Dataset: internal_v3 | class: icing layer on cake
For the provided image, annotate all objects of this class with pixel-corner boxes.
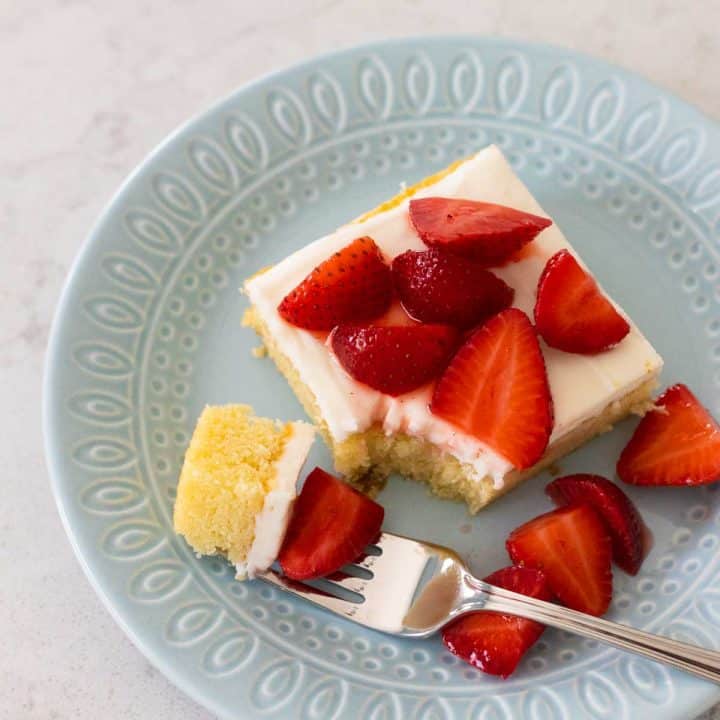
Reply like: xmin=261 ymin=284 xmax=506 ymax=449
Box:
xmin=237 ymin=421 xmax=315 ymax=578
xmin=246 ymin=146 xmax=662 ymax=486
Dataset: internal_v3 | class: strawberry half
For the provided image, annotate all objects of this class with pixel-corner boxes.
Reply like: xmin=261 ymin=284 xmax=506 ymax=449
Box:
xmin=278 ymin=236 xmax=392 ymax=331
xmin=506 ymin=504 xmax=613 ymax=616
xmin=546 ymin=474 xmax=646 ymax=575
xmin=330 ymin=323 xmax=459 ymax=396
xmin=617 ymin=384 xmax=720 ymax=486
xmin=534 ymin=249 xmax=630 ymax=354
xmin=391 ymin=248 xmax=514 ymax=329
xmin=278 ymin=467 xmax=384 ymax=580
xmin=430 ymin=308 xmax=552 ymax=468
xmin=441 ymin=566 xmax=553 ymax=678
xmin=409 ymin=197 xmax=552 ymax=265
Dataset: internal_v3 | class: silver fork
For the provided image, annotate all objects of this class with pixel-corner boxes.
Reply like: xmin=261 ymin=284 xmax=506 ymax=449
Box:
xmin=259 ymin=531 xmax=720 ymax=683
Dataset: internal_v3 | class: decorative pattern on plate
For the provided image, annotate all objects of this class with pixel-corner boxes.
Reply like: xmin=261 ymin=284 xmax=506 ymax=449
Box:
xmin=44 ymin=38 xmax=720 ymax=720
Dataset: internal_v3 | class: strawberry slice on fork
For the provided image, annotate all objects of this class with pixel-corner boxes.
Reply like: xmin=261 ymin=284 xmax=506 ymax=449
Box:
xmin=278 ymin=468 xmax=384 ymax=580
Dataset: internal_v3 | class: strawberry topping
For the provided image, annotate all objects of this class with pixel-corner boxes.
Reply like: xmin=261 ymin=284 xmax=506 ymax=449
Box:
xmin=330 ymin=323 xmax=459 ymax=396
xmin=278 ymin=467 xmax=384 ymax=580
xmin=506 ymin=504 xmax=613 ymax=616
xmin=392 ymin=248 xmax=514 ymax=329
xmin=617 ymin=384 xmax=720 ymax=486
xmin=430 ymin=308 xmax=553 ymax=469
xmin=546 ymin=474 xmax=647 ymax=575
xmin=441 ymin=566 xmax=553 ymax=678
xmin=534 ymin=249 xmax=630 ymax=354
xmin=278 ymin=236 xmax=392 ymax=331
xmin=409 ymin=197 xmax=552 ymax=265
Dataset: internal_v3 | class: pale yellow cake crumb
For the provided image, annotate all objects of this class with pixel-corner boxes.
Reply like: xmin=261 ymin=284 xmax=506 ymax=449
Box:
xmin=173 ymin=405 xmax=292 ymax=566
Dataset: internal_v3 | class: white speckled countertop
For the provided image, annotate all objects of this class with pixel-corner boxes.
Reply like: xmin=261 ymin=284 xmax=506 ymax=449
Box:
xmin=4 ymin=1 xmax=718 ymax=717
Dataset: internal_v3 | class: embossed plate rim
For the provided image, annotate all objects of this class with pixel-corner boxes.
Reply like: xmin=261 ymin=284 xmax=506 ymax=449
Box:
xmin=44 ymin=35 xmax=720 ymax=720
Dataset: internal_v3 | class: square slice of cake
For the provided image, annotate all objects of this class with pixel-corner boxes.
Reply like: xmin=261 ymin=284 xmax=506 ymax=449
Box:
xmin=244 ymin=146 xmax=662 ymax=513
xmin=173 ymin=404 xmax=314 ymax=577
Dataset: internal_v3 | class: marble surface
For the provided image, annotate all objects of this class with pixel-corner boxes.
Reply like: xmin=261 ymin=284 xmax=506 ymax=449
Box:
xmin=3 ymin=0 xmax=718 ymax=717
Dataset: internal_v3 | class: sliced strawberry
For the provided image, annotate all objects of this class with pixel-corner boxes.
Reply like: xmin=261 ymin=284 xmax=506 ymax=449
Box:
xmin=430 ymin=308 xmax=552 ymax=468
xmin=330 ymin=323 xmax=459 ymax=396
xmin=278 ymin=236 xmax=392 ymax=331
xmin=506 ymin=504 xmax=613 ymax=616
xmin=391 ymin=248 xmax=514 ymax=329
xmin=546 ymin=474 xmax=646 ymax=575
xmin=278 ymin=467 xmax=384 ymax=580
xmin=617 ymin=384 xmax=720 ymax=486
xmin=534 ymin=249 xmax=630 ymax=354
xmin=409 ymin=197 xmax=552 ymax=265
xmin=442 ymin=566 xmax=553 ymax=678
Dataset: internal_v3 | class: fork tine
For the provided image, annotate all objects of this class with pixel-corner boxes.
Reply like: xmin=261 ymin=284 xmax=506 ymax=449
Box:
xmin=258 ymin=570 xmax=365 ymax=621
xmin=352 ymin=547 xmax=382 ymax=571
xmin=258 ymin=532 xmax=435 ymax=634
xmin=323 ymin=569 xmax=372 ymax=596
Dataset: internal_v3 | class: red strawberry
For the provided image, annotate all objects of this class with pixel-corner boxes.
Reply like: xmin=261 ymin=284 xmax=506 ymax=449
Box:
xmin=442 ymin=566 xmax=553 ymax=678
xmin=409 ymin=197 xmax=552 ymax=265
xmin=330 ymin=323 xmax=459 ymax=396
xmin=617 ymin=384 xmax=720 ymax=486
xmin=430 ymin=308 xmax=552 ymax=468
xmin=391 ymin=248 xmax=514 ymax=329
xmin=278 ymin=467 xmax=384 ymax=580
xmin=506 ymin=504 xmax=613 ymax=616
xmin=546 ymin=474 xmax=646 ymax=575
xmin=278 ymin=236 xmax=392 ymax=331
xmin=534 ymin=249 xmax=630 ymax=354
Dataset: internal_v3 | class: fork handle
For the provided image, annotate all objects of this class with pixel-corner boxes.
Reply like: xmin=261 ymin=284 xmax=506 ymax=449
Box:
xmin=466 ymin=577 xmax=720 ymax=684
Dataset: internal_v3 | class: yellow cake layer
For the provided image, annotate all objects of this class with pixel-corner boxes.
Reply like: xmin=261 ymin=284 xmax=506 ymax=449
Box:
xmin=243 ymin=308 xmax=657 ymax=513
xmin=173 ymin=404 xmax=292 ymax=565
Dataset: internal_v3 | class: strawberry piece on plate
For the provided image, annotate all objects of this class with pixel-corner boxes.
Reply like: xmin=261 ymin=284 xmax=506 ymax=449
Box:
xmin=408 ymin=197 xmax=552 ymax=265
xmin=330 ymin=323 xmax=459 ymax=396
xmin=546 ymin=474 xmax=646 ymax=575
xmin=534 ymin=249 xmax=630 ymax=354
xmin=507 ymin=504 xmax=613 ymax=616
xmin=392 ymin=248 xmax=514 ymax=329
xmin=430 ymin=308 xmax=552 ymax=469
xmin=617 ymin=384 xmax=720 ymax=486
xmin=278 ymin=467 xmax=384 ymax=580
xmin=278 ymin=236 xmax=392 ymax=331
xmin=442 ymin=566 xmax=553 ymax=678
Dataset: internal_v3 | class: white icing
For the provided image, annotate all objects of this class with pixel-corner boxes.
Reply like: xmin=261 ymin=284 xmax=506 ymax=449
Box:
xmin=236 ymin=422 xmax=315 ymax=579
xmin=245 ymin=146 xmax=663 ymax=485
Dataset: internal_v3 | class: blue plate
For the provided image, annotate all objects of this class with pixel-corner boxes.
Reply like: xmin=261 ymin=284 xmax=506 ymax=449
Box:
xmin=44 ymin=37 xmax=720 ymax=719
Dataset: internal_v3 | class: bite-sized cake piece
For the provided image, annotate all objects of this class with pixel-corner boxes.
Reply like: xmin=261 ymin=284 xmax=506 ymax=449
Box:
xmin=244 ymin=145 xmax=663 ymax=513
xmin=173 ymin=405 xmax=314 ymax=578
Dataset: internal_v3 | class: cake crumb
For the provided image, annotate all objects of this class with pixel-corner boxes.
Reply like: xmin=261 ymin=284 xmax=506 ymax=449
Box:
xmin=547 ymin=463 xmax=562 ymax=477
xmin=251 ymin=345 xmax=267 ymax=359
xmin=459 ymin=523 xmax=472 ymax=535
